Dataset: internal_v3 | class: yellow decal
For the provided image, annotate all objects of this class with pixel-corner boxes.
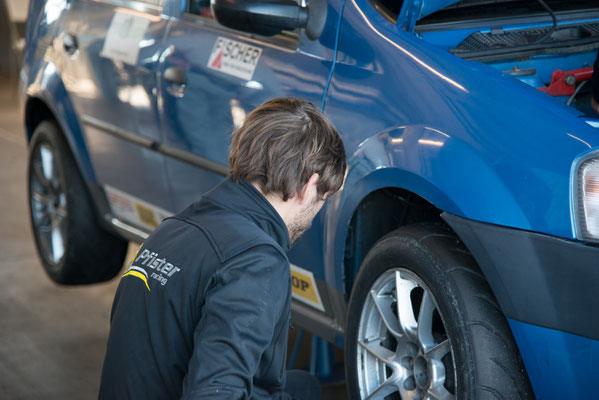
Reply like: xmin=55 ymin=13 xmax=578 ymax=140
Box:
xmin=122 ymin=267 xmax=151 ymax=292
xmin=135 ymin=203 xmax=158 ymax=228
xmin=290 ymin=264 xmax=325 ymax=312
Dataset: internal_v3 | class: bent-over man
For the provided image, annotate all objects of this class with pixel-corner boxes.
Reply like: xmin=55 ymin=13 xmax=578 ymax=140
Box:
xmin=99 ymin=97 xmax=346 ymax=399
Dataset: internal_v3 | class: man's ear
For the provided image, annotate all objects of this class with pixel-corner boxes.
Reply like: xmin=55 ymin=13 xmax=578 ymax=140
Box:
xmin=298 ymin=173 xmax=320 ymax=205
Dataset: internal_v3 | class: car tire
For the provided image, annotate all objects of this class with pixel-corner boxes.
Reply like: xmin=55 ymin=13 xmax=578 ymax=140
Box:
xmin=345 ymin=223 xmax=534 ymax=399
xmin=28 ymin=120 xmax=128 ymax=284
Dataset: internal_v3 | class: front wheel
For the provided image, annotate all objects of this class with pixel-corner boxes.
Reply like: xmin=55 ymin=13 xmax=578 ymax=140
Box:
xmin=345 ymin=224 xmax=533 ymax=399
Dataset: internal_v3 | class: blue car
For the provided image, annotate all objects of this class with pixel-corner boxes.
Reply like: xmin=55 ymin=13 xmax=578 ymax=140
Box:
xmin=22 ymin=0 xmax=599 ymax=398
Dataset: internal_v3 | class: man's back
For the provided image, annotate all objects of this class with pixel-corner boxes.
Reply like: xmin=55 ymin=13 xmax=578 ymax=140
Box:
xmin=100 ymin=178 xmax=292 ymax=399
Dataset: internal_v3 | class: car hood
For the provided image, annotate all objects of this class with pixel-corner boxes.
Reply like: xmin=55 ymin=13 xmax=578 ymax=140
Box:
xmin=398 ymin=0 xmax=461 ymax=29
xmin=419 ymin=0 xmax=461 ymax=19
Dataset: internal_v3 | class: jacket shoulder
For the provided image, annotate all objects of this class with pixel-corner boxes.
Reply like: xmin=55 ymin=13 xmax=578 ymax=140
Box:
xmin=167 ymin=204 xmax=285 ymax=263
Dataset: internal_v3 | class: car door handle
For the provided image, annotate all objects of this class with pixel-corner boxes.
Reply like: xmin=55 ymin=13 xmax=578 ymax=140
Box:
xmin=164 ymin=66 xmax=187 ymax=86
xmin=164 ymin=66 xmax=187 ymax=97
xmin=63 ymin=33 xmax=78 ymax=55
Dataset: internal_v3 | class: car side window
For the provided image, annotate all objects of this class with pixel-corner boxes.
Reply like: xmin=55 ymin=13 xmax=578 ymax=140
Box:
xmin=185 ymin=0 xmax=300 ymax=46
xmin=370 ymin=0 xmax=402 ymax=23
xmin=188 ymin=0 xmax=214 ymax=19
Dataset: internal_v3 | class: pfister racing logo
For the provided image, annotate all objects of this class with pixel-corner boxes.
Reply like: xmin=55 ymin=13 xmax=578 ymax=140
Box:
xmin=122 ymin=245 xmax=182 ymax=291
xmin=207 ymin=37 xmax=262 ymax=81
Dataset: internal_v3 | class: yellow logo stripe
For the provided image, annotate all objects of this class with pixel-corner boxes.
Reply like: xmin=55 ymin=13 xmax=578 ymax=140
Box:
xmin=122 ymin=270 xmax=151 ymax=292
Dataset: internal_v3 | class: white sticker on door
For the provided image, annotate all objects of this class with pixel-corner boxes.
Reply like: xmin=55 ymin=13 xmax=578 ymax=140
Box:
xmin=101 ymin=11 xmax=151 ymax=65
xmin=104 ymin=185 xmax=172 ymax=231
xmin=207 ymin=37 xmax=262 ymax=81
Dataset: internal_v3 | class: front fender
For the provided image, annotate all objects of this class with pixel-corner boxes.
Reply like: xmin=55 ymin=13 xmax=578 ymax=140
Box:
xmin=324 ymin=122 xmax=571 ymax=292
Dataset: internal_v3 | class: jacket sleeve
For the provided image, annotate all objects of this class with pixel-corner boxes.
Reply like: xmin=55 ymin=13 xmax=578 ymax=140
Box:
xmin=181 ymin=245 xmax=292 ymax=400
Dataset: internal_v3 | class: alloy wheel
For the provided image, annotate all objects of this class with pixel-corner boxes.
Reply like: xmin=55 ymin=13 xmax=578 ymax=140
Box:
xmin=356 ymin=268 xmax=456 ymax=400
xmin=30 ymin=142 xmax=68 ymax=266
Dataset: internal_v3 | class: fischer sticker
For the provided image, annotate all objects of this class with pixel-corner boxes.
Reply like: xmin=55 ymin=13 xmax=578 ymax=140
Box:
xmin=290 ymin=264 xmax=325 ymax=312
xmin=207 ymin=37 xmax=262 ymax=81
xmin=105 ymin=185 xmax=172 ymax=230
xmin=101 ymin=10 xmax=151 ymax=65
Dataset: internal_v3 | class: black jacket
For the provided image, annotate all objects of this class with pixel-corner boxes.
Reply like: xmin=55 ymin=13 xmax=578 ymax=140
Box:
xmin=99 ymin=178 xmax=292 ymax=399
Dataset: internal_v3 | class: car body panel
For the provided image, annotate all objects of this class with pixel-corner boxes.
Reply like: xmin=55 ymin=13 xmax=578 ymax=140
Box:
xmin=444 ymin=212 xmax=599 ymax=341
xmin=25 ymin=59 xmax=98 ymax=183
xmin=325 ymin=0 xmax=598 ymax=246
xmin=156 ymin=18 xmax=333 ymax=211
xmin=58 ymin=1 xmax=173 ymax=216
xmin=509 ymin=319 xmax=599 ymax=400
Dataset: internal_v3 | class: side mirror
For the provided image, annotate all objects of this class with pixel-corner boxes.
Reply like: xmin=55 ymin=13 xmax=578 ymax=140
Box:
xmin=211 ymin=0 xmax=327 ymax=40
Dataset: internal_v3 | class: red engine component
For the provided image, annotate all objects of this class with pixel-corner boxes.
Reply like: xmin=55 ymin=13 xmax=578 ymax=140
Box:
xmin=538 ymin=66 xmax=593 ymax=97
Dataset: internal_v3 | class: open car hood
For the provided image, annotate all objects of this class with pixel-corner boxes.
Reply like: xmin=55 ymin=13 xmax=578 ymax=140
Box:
xmin=399 ymin=0 xmax=461 ymax=29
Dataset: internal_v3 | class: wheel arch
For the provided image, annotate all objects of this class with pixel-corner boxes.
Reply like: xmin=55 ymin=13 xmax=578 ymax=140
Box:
xmin=24 ymin=61 xmax=96 ymax=184
xmin=325 ymin=124 xmax=531 ymax=299
xmin=340 ymin=186 xmax=447 ymax=296
xmin=23 ymin=62 xmax=117 ymax=236
xmin=324 ymin=163 xmax=461 ymax=296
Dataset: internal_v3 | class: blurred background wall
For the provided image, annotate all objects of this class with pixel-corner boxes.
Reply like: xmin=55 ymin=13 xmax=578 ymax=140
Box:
xmin=1 ymin=0 xmax=29 ymax=80
xmin=0 ymin=0 xmax=29 ymax=97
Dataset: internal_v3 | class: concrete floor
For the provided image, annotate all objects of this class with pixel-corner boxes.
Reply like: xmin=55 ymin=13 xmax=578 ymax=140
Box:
xmin=0 ymin=78 xmax=122 ymax=398
xmin=0 ymin=78 xmax=347 ymax=399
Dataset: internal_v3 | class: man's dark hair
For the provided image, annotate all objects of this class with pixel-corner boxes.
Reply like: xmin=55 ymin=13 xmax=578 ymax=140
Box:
xmin=229 ymin=97 xmax=346 ymax=201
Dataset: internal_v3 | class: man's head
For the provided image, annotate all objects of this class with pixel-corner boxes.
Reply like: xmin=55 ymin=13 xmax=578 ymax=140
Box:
xmin=229 ymin=97 xmax=346 ymax=243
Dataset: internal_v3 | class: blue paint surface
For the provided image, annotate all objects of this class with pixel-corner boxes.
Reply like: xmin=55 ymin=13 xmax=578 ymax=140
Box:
xmin=509 ymin=319 xmax=599 ymax=399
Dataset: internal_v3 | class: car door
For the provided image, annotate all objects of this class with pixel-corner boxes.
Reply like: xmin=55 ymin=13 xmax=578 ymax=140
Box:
xmin=60 ymin=0 xmax=173 ymax=232
xmin=157 ymin=1 xmax=338 ymax=211
xmin=156 ymin=0 xmax=342 ymax=311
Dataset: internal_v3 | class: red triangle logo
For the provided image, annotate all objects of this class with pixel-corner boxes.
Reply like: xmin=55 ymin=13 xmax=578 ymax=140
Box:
xmin=211 ymin=50 xmax=223 ymax=69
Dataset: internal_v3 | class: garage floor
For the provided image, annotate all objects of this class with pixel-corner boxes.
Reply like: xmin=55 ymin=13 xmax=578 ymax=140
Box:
xmin=0 ymin=77 xmax=347 ymax=399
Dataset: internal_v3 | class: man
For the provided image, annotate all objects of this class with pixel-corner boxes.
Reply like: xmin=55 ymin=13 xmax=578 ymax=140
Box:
xmin=99 ymin=97 xmax=346 ymax=399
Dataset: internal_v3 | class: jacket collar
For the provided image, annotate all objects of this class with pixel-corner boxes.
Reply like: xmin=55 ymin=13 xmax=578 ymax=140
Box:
xmin=203 ymin=177 xmax=291 ymax=252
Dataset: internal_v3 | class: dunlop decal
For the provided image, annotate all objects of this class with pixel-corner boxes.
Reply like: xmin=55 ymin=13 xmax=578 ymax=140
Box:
xmin=290 ymin=264 xmax=325 ymax=312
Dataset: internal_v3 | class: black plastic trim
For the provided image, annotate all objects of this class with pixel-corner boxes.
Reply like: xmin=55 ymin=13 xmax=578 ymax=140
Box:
xmin=416 ymin=9 xmax=599 ymax=33
xmin=443 ymin=212 xmax=599 ymax=340
xmin=81 ymin=114 xmax=229 ymax=177
xmin=453 ymin=36 xmax=599 ymax=62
